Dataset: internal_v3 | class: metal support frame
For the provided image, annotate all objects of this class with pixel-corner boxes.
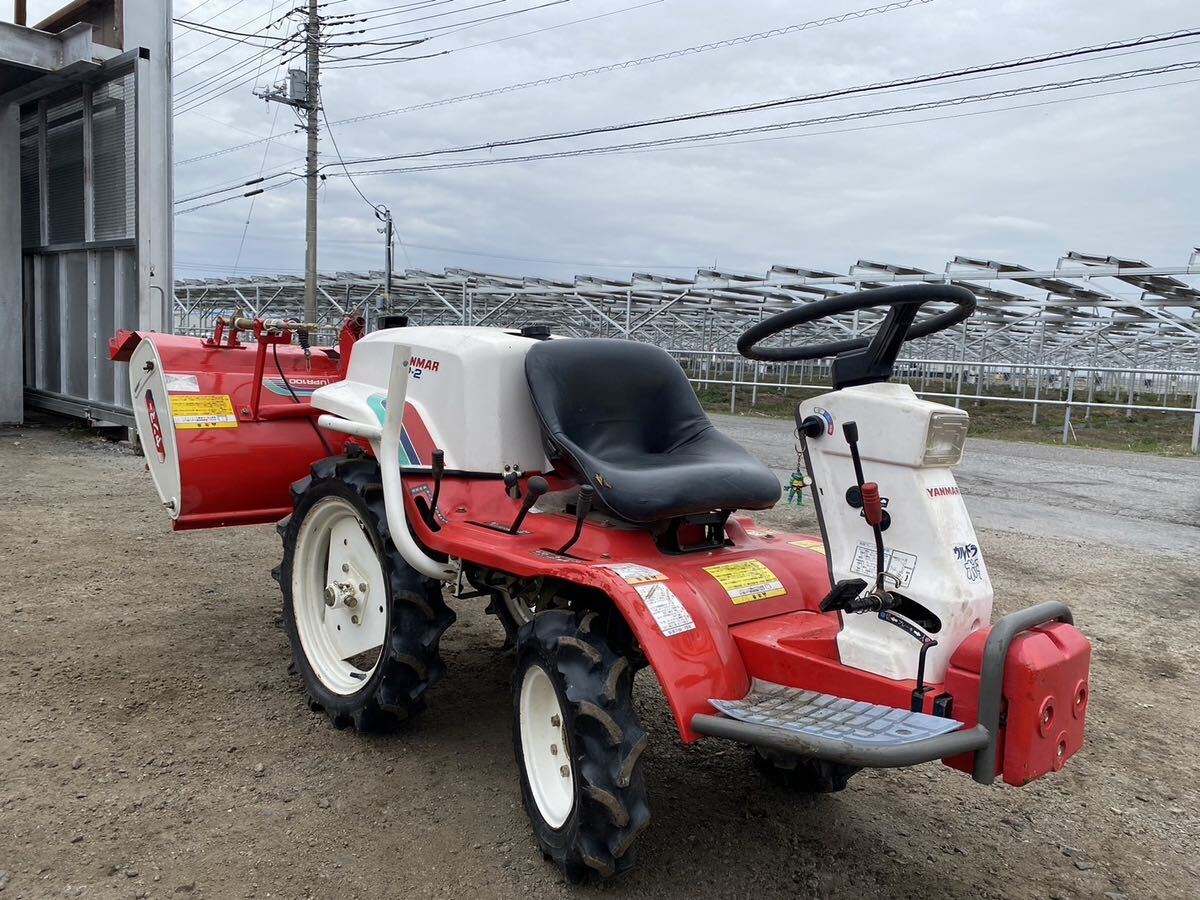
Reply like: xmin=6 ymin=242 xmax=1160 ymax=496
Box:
xmin=170 ymin=254 xmax=1200 ymax=450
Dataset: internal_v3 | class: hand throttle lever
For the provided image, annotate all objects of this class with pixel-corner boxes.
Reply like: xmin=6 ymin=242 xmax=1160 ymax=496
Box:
xmin=508 ymin=476 xmax=549 ymax=534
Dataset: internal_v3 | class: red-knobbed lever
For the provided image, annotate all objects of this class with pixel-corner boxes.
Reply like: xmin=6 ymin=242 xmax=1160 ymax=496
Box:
xmin=861 ymin=482 xmax=884 ymax=527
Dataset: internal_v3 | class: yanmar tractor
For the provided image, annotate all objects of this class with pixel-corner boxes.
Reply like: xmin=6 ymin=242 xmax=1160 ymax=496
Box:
xmin=111 ymin=284 xmax=1091 ymax=881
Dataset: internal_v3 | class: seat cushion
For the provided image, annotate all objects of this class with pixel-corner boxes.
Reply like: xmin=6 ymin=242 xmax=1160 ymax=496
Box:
xmin=524 ymin=339 xmax=781 ymax=524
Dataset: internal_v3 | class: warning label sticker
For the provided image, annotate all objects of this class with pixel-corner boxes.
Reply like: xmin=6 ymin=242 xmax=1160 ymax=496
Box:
xmin=849 ymin=542 xmax=917 ymax=587
xmin=789 ymin=538 xmax=827 ymax=556
xmin=703 ymin=559 xmax=786 ymax=605
xmin=595 ymin=563 xmax=668 ymax=585
xmin=163 ymin=373 xmax=200 ymax=393
xmin=170 ymin=394 xmax=238 ymax=430
xmin=635 ymin=582 xmax=695 ymax=637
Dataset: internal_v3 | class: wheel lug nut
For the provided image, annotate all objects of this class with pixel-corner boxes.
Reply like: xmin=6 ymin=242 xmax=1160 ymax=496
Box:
xmin=324 ymin=586 xmax=336 ymax=607
xmin=550 ymin=715 xmax=561 ymax=727
xmin=559 ymin=765 xmax=569 ymax=778
xmin=358 ymin=582 xmax=367 ymax=592
xmin=351 ymin=615 xmax=360 ymax=625
xmin=550 ymin=744 xmax=558 ymax=756
xmin=341 ymin=563 xmax=350 ymax=573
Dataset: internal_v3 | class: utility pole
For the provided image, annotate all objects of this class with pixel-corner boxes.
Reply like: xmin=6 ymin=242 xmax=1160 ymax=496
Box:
xmin=303 ymin=0 xmax=320 ymax=323
xmin=377 ymin=206 xmax=394 ymax=313
xmin=256 ymin=2 xmax=322 ymax=321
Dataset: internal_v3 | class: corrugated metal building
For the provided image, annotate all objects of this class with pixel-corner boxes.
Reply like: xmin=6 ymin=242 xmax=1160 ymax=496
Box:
xmin=0 ymin=0 xmax=171 ymax=425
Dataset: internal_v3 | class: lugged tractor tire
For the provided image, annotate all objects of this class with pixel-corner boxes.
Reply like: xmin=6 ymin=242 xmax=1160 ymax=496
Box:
xmin=512 ymin=609 xmax=651 ymax=882
xmin=752 ymin=747 xmax=859 ymax=793
xmin=277 ymin=454 xmax=454 ymax=732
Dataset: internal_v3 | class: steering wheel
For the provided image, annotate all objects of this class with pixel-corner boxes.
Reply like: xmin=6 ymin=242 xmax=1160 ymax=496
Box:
xmin=736 ymin=284 xmax=975 ymax=389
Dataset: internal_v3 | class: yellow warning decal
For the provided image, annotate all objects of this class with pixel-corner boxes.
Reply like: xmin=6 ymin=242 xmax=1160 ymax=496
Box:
xmin=703 ymin=559 xmax=786 ymax=605
xmin=788 ymin=538 xmax=827 ymax=556
xmin=170 ymin=394 xmax=238 ymax=430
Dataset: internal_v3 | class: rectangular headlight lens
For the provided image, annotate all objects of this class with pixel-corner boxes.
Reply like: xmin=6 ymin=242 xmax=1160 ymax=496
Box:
xmin=924 ymin=412 xmax=969 ymax=466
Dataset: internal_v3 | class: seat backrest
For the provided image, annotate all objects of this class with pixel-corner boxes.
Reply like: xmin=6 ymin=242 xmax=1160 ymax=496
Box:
xmin=524 ymin=338 xmax=711 ymax=466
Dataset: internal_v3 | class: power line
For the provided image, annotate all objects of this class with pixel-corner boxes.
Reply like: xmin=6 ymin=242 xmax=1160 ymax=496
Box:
xmin=339 ymin=0 xmax=932 ymax=92
xmin=175 ymin=31 xmax=298 ymax=100
xmin=319 ymin=105 xmax=415 ymax=271
xmin=176 ymin=0 xmax=917 ymax=164
xmin=321 ymin=0 xmax=662 ymax=68
xmin=175 ymin=0 xmax=220 ymax=19
xmin=175 ymin=176 xmax=302 ymax=216
xmin=231 ymin=102 xmax=284 ymax=276
xmin=329 ymin=0 xmax=568 ymax=40
xmin=326 ymin=0 xmax=518 ymax=38
xmin=173 ymin=17 xmax=299 ymax=45
xmin=175 ymin=43 xmax=306 ymax=115
xmin=326 ymin=64 xmax=1200 ymax=177
xmin=178 ymin=28 xmax=1200 ymax=182
xmin=338 ymin=29 xmax=1200 ymax=168
xmin=175 ymin=63 xmax=1198 ymax=214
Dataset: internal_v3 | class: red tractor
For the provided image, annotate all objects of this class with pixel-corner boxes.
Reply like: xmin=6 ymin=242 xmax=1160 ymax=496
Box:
xmin=112 ymin=285 xmax=1090 ymax=881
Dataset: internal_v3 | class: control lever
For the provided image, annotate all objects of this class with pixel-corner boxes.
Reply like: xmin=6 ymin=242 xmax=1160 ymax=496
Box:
xmin=556 ymin=485 xmax=595 ymax=555
xmin=843 ymin=421 xmax=888 ymax=590
xmin=428 ymin=449 xmax=445 ymax=523
xmin=508 ymin=476 xmax=549 ymax=534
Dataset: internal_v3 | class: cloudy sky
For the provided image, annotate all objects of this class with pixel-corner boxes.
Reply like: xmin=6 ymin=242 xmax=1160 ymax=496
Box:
xmin=32 ymin=0 xmax=1200 ymax=281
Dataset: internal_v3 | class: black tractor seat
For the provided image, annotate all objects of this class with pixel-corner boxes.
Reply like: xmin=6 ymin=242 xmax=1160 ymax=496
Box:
xmin=524 ymin=339 xmax=782 ymax=524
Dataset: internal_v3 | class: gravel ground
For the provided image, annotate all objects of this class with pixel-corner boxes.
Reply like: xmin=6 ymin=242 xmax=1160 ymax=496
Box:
xmin=1 ymin=423 xmax=1198 ymax=900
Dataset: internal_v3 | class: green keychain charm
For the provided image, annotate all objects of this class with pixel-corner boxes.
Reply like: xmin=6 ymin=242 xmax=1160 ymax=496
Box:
xmin=787 ymin=469 xmax=809 ymax=505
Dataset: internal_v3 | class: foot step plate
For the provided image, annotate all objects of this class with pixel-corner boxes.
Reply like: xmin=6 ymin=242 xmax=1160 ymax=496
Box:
xmin=710 ymin=680 xmax=963 ymax=746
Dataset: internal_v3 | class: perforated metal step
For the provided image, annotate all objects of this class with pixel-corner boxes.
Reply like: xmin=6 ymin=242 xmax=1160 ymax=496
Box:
xmin=709 ymin=680 xmax=963 ymax=746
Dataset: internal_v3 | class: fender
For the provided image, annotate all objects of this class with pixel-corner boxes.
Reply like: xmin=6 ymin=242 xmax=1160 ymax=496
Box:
xmin=401 ymin=474 xmax=833 ymax=742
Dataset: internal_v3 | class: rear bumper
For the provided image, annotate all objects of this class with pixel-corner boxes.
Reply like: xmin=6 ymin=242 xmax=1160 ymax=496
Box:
xmin=692 ymin=601 xmax=1079 ymax=785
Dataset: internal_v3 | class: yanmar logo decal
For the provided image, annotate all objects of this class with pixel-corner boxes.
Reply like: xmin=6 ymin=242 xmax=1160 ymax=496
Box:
xmin=410 ymin=356 xmax=440 ymax=380
xmin=926 ymin=486 xmax=961 ymax=498
xmin=411 ymin=356 xmax=440 ymax=373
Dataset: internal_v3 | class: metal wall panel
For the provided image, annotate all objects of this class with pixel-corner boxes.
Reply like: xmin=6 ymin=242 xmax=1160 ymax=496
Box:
xmin=45 ymin=95 xmax=86 ymax=245
xmin=19 ymin=62 xmax=150 ymax=426
xmin=18 ymin=108 xmax=38 ymax=247
xmin=92 ymin=74 xmax=133 ymax=242
xmin=37 ymin=254 xmax=60 ymax=393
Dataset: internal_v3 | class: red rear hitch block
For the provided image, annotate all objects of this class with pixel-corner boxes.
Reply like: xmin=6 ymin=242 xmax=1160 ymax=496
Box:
xmin=945 ymin=606 xmax=1091 ymax=786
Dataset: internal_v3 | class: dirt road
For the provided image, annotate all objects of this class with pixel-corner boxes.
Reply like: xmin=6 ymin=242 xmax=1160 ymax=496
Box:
xmin=1 ymin=423 xmax=1197 ymax=899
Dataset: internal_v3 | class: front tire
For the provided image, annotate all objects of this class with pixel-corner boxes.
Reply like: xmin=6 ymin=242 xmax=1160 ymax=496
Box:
xmin=277 ymin=455 xmax=454 ymax=731
xmin=513 ymin=610 xmax=650 ymax=882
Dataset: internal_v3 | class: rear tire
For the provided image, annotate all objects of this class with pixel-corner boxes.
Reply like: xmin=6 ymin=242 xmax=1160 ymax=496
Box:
xmin=513 ymin=610 xmax=650 ymax=882
xmin=752 ymin=747 xmax=858 ymax=793
xmin=277 ymin=455 xmax=454 ymax=731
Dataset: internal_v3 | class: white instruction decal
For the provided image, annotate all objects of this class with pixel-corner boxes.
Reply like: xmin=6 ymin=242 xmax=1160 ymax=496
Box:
xmin=849 ymin=541 xmax=917 ymax=587
xmin=164 ymin=373 xmax=200 ymax=393
xmin=596 ymin=563 xmax=667 ymax=585
xmin=636 ymin=582 xmax=695 ymax=637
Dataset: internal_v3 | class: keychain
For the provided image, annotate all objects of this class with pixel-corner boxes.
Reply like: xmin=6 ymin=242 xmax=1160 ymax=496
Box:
xmin=787 ymin=444 xmax=810 ymax=506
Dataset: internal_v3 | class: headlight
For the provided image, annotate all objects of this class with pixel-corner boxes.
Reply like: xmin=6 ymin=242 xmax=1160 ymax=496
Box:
xmin=923 ymin=412 xmax=969 ymax=466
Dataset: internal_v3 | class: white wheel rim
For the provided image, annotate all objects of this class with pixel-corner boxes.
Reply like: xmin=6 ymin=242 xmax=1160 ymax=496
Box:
xmin=519 ymin=664 xmax=575 ymax=829
xmin=292 ymin=496 xmax=388 ymax=696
